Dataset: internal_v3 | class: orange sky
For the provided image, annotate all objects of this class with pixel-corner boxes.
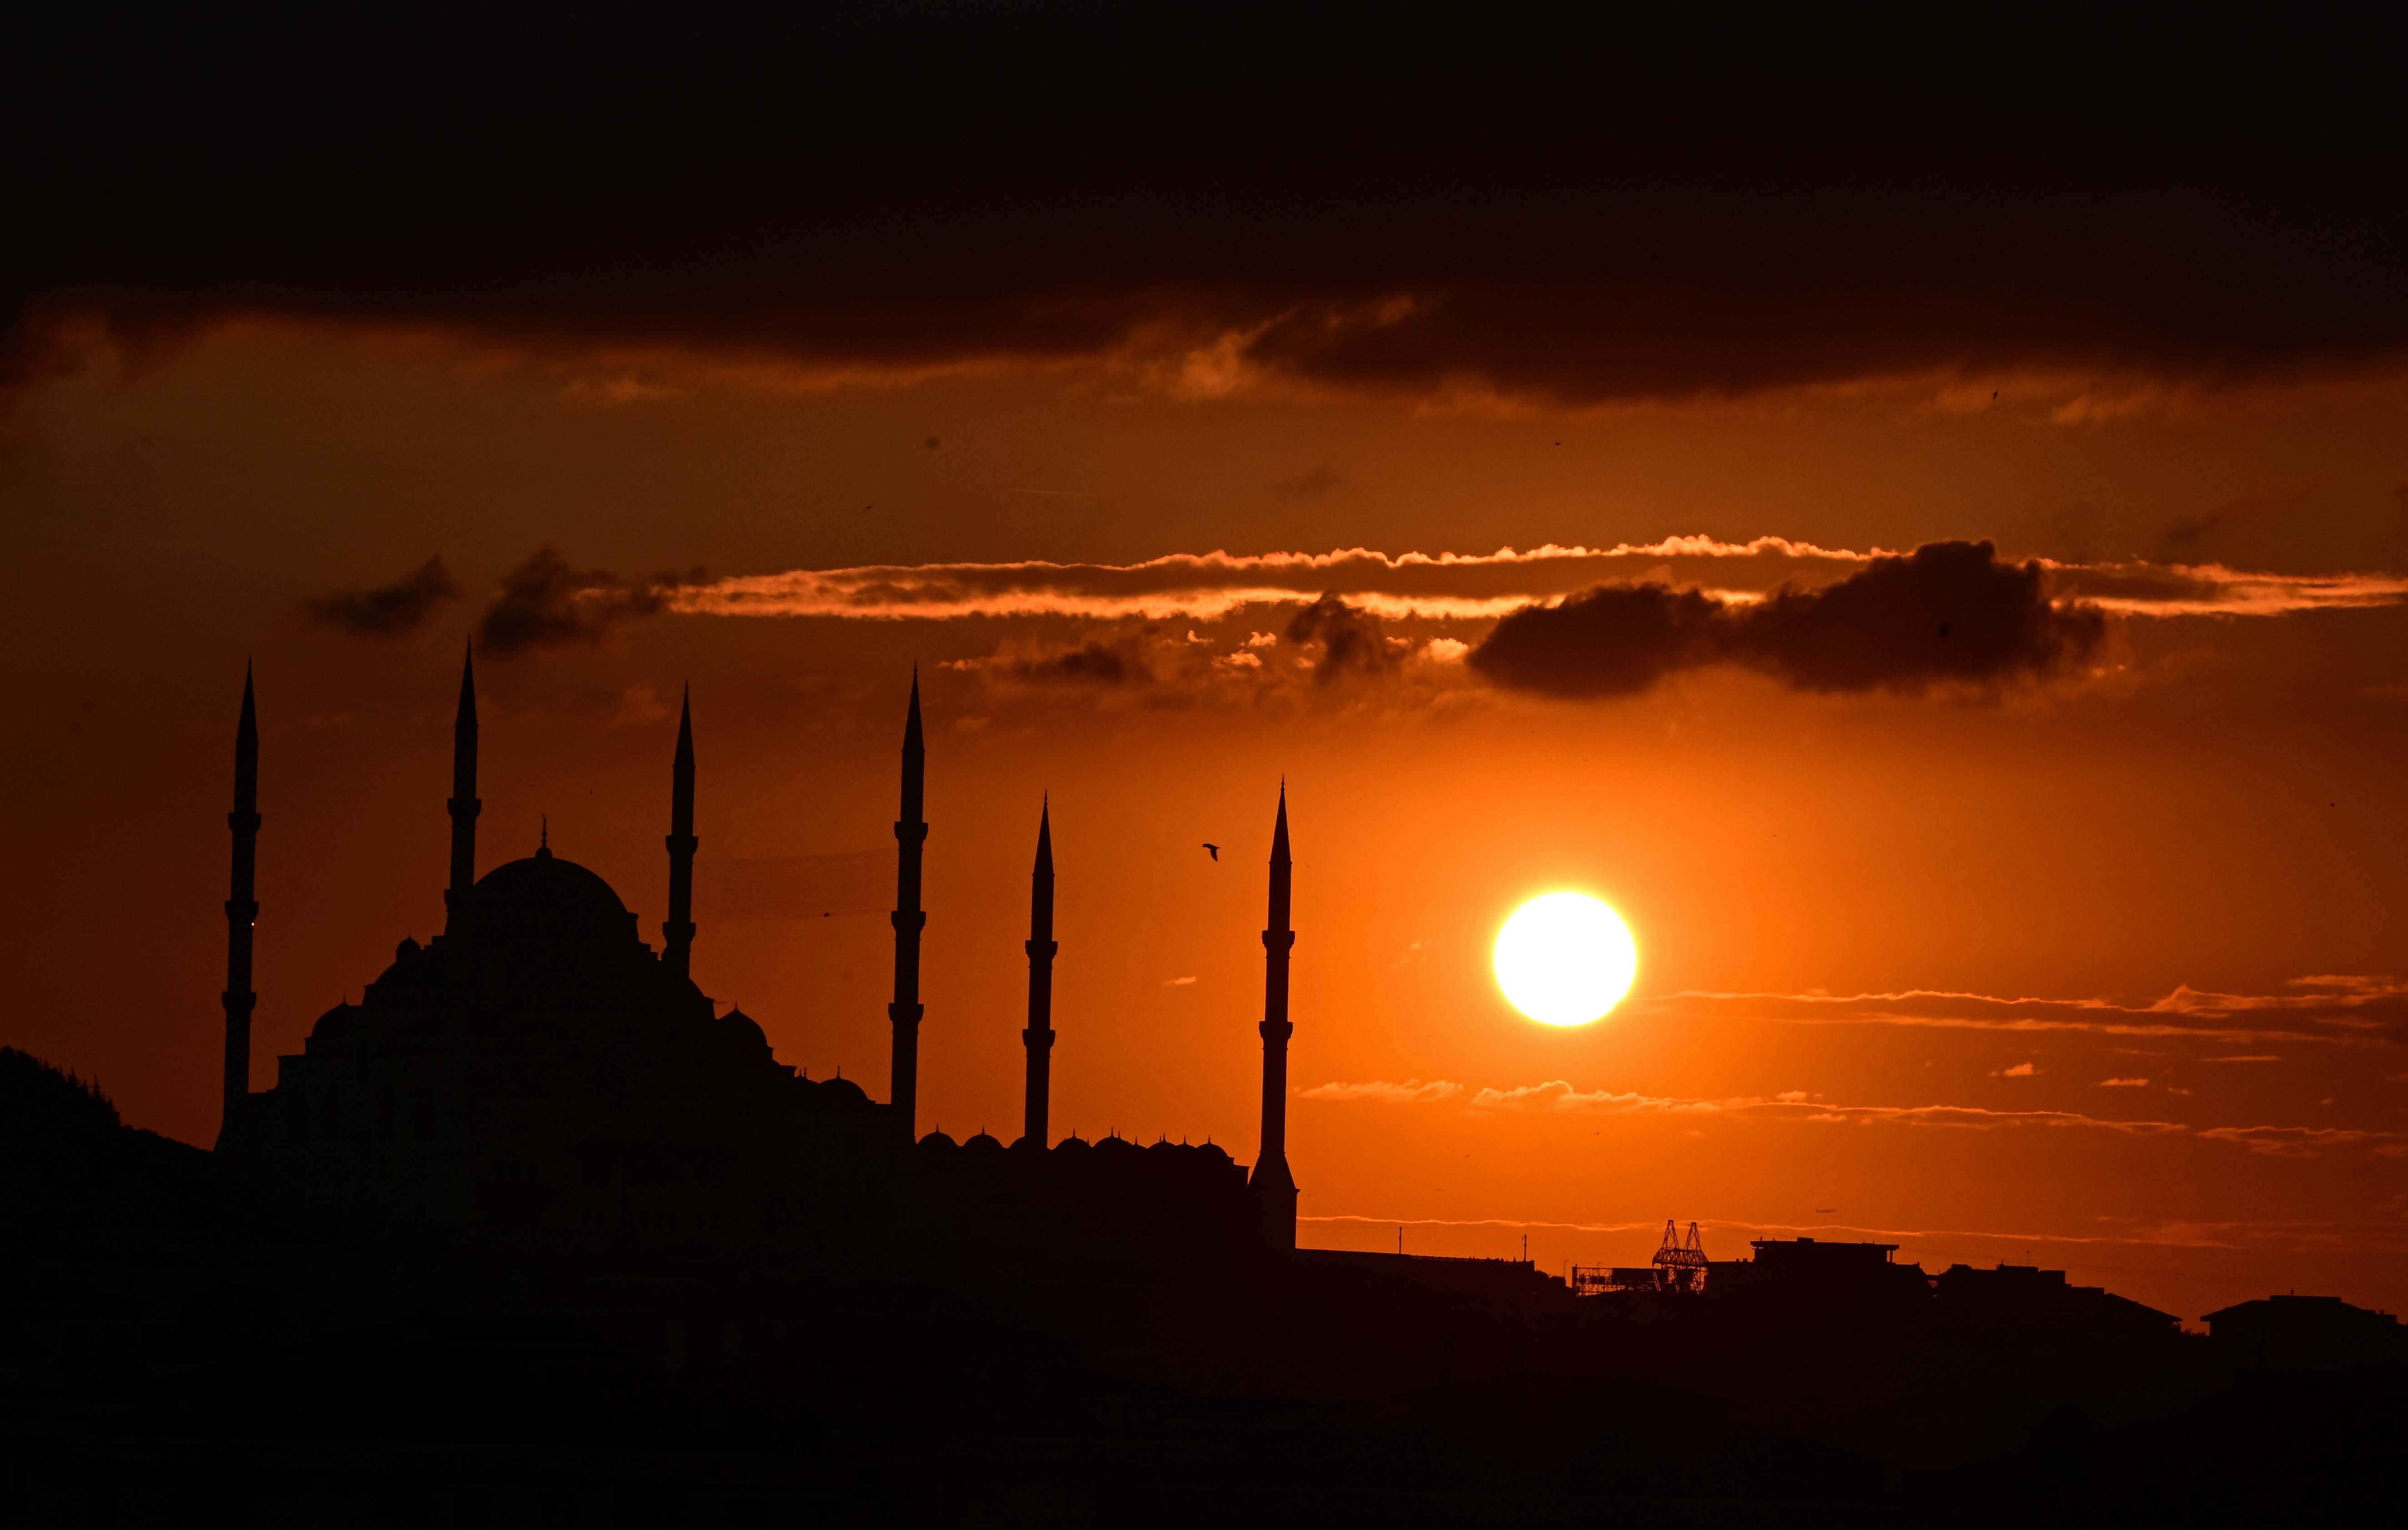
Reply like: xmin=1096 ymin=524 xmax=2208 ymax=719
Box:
xmin=4 ymin=320 xmax=2403 ymax=1323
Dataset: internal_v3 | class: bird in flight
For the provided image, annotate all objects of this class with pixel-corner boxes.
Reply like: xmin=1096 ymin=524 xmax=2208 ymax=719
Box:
xmin=1815 ymin=1208 xmax=1837 ymax=1214
xmin=1202 ymin=843 xmax=1220 ymax=860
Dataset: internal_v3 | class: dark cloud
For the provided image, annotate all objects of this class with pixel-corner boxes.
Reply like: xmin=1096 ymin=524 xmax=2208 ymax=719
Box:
xmin=1466 ymin=584 xmax=1729 ymax=698
xmin=6 ymin=7 xmax=2405 ymax=407
xmin=1013 ymin=639 xmax=1139 ymax=685
xmin=1286 ymin=595 xmax=1399 ymax=684
xmin=476 ymin=548 xmax=705 ymax=659
xmin=954 ymin=626 xmax=1254 ymax=692
xmin=301 ymin=557 xmax=457 ymax=638
xmin=1468 ymin=541 xmax=2105 ymax=699
xmin=1745 ymin=542 xmax=2106 ymax=693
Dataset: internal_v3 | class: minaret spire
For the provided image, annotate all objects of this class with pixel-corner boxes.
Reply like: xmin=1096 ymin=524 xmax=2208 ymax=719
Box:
xmin=1248 ymin=780 xmax=1298 ymax=1250
xmin=217 ymin=663 xmax=261 ymax=1150
xmin=887 ymin=669 xmax=929 ymax=1145
xmin=1021 ymin=796 xmax=1058 ymax=1150
xmin=444 ymin=641 xmax=480 ymax=928
xmin=663 ymin=684 xmax=699 ymax=981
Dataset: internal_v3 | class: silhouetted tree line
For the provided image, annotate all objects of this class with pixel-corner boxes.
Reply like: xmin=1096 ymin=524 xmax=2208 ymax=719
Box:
xmin=1 ymin=1044 xmax=121 ymax=1139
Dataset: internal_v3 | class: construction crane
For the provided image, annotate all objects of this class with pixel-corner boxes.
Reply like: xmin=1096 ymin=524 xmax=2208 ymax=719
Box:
xmin=1651 ymin=1219 xmax=1710 ymax=1293
xmin=1569 ymin=1219 xmax=1711 ymax=1295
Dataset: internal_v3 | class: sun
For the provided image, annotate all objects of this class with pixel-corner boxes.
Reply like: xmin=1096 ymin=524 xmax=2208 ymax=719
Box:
xmin=1493 ymin=893 xmax=1639 ymax=1026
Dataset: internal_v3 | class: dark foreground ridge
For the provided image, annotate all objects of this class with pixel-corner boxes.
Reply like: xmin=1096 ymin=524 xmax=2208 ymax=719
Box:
xmin=5 ymin=663 xmax=2403 ymax=1524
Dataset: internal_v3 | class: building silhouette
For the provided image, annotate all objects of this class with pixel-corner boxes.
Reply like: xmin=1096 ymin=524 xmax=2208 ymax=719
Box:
xmin=1934 ymin=1261 xmax=2177 ymax=1338
xmin=214 ymin=656 xmax=1303 ymax=1260
xmin=2204 ymin=1293 xmax=2406 ymax=1371
xmin=1710 ymin=1236 xmax=1935 ymax=1308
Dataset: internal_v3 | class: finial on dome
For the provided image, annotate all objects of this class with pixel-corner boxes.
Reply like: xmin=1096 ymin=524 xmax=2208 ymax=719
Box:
xmin=537 ymin=814 xmax=551 ymax=858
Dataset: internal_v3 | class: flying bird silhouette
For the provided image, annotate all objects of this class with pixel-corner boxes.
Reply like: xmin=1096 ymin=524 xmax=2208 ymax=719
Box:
xmin=1202 ymin=843 xmax=1220 ymax=860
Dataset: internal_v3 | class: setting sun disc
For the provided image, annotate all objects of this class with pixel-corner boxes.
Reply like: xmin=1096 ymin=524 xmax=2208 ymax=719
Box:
xmin=1493 ymin=893 xmax=1638 ymax=1026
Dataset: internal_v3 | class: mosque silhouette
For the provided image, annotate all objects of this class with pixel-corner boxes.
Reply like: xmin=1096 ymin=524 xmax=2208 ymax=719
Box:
xmin=213 ymin=652 xmax=1300 ymax=1261
xmin=15 ymin=655 xmax=2387 ymax=1522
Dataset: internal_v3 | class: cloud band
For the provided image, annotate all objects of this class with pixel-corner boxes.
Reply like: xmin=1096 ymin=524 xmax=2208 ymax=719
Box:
xmin=664 ymin=537 xmax=2405 ymax=627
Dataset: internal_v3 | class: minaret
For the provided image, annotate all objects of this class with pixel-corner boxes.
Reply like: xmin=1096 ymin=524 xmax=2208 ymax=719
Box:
xmin=217 ymin=665 xmax=261 ymax=1150
xmin=444 ymin=642 xmax=480 ymax=928
xmin=887 ymin=671 xmax=928 ymax=1145
xmin=1248 ymin=783 xmax=1299 ymax=1250
xmin=1020 ymin=797 xmax=1057 ymax=1149
xmin=663 ymin=686 xmax=698 ymax=981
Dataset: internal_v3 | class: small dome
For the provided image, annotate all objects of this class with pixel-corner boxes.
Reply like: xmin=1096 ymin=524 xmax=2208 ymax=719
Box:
xmin=721 ymin=1005 xmax=771 ymax=1058
xmin=1192 ymin=1142 xmax=1235 ymax=1169
xmin=463 ymin=853 xmax=635 ymax=944
xmin=917 ymin=1129 xmax=960 ymax=1152
xmin=963 ymin=1131 xmax=1004 ymax=1154
xmin=1051 ymin=1134 xmax=1091 ymax=1154
xmin=816 ymin=1075 xmax=871 ymax=1109
xmin=309 ymin=1000 xmax=358 ymax=1043
xmin=1095 ymin=1133 xmax=1140 ymax=1157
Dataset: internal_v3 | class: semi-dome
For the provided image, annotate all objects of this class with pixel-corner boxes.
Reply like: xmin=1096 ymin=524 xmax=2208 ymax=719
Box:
xmin=464 ymin=846 xmax=639 ymax=944
xmin=816 ymin=1074 xmax=872 ymax=1109
xmin=309 ymin=1000 xmax=359 ymax=1043
xmin=720 ymin=1005 xmax=771 ymax=1060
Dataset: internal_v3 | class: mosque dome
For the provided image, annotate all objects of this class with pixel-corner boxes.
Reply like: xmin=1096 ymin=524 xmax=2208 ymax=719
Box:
xmin=917 ymin=1129 xmax=960 ymax=1153
xmin=310 ymin=1000 xmax=359 ymax=1043
xmin=464 ymin=847 xmax=639 ymax=945
xmin=816 ymin=1074 xmax=871 ymax=1109
xmin=963 ymin=1130 xmax=1004 ymax=1154
xmin=720 ymin=1005 xmax=771 ymax=1060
